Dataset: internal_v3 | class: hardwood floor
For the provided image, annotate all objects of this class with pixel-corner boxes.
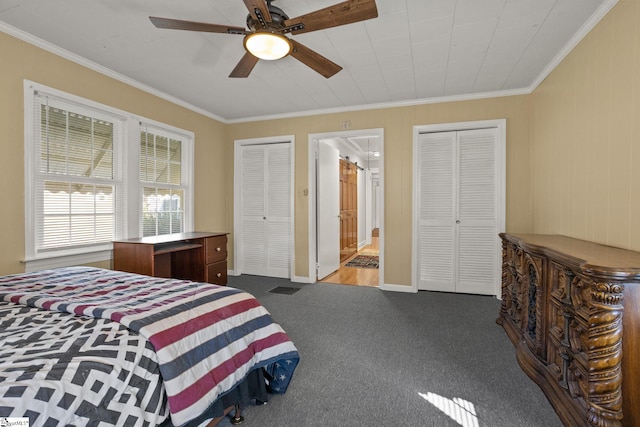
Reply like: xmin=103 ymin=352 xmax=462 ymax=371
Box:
xmin=320 ymin=235 xmax=379 ymax=287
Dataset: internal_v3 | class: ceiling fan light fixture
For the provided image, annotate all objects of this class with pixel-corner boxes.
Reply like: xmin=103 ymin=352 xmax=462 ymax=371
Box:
xmin=244 ymin=32 xmax=292 ymax=60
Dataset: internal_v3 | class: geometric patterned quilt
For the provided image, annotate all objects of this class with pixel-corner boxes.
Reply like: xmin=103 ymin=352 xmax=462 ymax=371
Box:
xmin=0 ymin=302 xmax=168 ymax=426
xmin=0 ymin=267 xmax=299 ymax=427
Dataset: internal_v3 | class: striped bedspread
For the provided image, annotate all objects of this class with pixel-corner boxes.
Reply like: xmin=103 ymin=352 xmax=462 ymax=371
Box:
xmin=0 ymin=267 xmax=299 ymax=426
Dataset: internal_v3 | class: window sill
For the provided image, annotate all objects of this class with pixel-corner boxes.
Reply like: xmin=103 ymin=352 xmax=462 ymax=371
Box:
xmin=22 ymin=249 xmax=112 ymax=272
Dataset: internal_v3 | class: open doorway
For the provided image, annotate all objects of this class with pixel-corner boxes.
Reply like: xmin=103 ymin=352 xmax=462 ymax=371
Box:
xmin=307 ymin=129 xmax=384 ymax=287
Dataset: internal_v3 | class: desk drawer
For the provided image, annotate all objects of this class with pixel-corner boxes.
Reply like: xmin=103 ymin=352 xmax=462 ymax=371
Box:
xmin=206 ymin=261 xmax=227 ymax=285
xmin=205 ymin=235 xmax=227 ymax=264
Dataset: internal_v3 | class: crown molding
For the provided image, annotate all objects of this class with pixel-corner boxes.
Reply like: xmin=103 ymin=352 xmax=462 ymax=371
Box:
xmin=225 ymin=87 xmax=532 ymax=124
xmin=0 ymin=21 xmax=226 ymax=124
xmin=527 ymin=0 xmax=619 ymax=92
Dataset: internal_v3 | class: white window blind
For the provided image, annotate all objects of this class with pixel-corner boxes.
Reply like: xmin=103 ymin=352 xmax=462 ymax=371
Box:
xmin=139 ymin=125 xmax=189 ymax=237
xmin=33 ymin=92 xmax=126 ymax=255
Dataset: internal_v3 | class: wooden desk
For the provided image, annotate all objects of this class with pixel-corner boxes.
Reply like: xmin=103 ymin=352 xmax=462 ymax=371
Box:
xmin=113 ymin=232 xmax=228 ymax=285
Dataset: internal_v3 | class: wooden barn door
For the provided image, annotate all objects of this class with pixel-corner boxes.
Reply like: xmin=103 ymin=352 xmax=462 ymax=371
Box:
xmin=340 ymin=159 xmax=358 ymax=262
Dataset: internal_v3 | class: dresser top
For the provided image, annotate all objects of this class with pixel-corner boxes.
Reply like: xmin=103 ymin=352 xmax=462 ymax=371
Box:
xmin=501 ymin=233 xmax=640 ymax=279
xmin=114 ymin=231 xmax=228 ymax=245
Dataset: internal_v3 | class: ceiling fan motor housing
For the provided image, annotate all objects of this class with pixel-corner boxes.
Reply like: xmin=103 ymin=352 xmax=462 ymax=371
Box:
xmin=246 ymin=3 xmax=289 ymax=32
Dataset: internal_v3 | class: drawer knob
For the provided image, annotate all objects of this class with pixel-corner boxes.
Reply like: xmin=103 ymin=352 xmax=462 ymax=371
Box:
xmin=216 ymin=273 xmax=222 ymax=278
xmin=216 ymin=247 xmax=221 ymax=252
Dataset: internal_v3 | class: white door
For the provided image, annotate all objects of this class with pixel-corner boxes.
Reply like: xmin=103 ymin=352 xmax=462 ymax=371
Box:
xmin=240 ymin=145 xmax=266 ymax=276
xmin=239 ymin=143 xmax=291 ymax=278
xmin=417 ymin=131 xmax=456 ymax=292
xmin=417 ymin=128 xmax=500 ymax=295
xmin=456 ymin=129 xmax=499 ymax=294
xmin=365 ymin=169 xmax=373 ymax=245
xmin=316 ymin=141 xmax=340 ymax=280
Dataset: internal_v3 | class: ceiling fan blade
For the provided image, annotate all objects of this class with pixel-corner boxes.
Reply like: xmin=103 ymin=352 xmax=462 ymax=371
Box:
xmin=284 ymin=0 xmax=378 ymax=35
xmin=229 ymin=52 xmax=260 ymax=78
xmin=290 ymin=40 xmax=342 ymax=79
xmin=243 ymin=0 xmax=272 ymax=23
xmin=149 ymin=16 xmax=247 ymax=34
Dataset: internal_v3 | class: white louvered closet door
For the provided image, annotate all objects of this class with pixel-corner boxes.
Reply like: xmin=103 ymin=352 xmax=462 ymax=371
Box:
xmin=239 ymin=143 xmax=291 ymax=278
xmin=418 ymin=131 xmax=457 ymax=292
xmin=265 ymin=144 xmax=292 ymax=278
xmin=456 ymin=129 xmax=498 ymax=294
xmin=417 ymin=128 xmax=499 ymax=295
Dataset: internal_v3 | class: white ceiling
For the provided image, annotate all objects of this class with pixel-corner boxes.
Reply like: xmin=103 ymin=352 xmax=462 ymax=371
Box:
xmin=0 ymin=0 xmax=616 ymax=122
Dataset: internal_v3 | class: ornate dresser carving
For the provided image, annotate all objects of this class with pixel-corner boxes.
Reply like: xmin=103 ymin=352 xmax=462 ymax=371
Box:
xmin=497 ymin=233 xmax=640 ymax=427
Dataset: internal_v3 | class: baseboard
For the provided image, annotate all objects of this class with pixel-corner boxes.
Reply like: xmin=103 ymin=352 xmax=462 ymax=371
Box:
xmin=379 ymin=283 xmax=417 ymax=293
xmin=228 ymin=270 xmax=313 ymax=284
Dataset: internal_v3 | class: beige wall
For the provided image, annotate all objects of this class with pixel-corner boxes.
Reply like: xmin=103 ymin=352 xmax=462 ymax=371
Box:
xmin=227 ymin=95 xmax=533 ymax=286
xmin=0 ymin=32 xmax=226 ymax=275
xmin=530 ymin=0 xmax=640 ymax=251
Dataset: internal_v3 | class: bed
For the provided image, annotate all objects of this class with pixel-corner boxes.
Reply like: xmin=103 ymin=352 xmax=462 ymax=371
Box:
xmin=0 ymin=266 xmax=299 ymax=426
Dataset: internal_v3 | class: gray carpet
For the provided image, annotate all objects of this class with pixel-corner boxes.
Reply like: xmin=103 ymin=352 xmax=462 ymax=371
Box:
xmin=215 ymin=275 xmax=562 ymax=427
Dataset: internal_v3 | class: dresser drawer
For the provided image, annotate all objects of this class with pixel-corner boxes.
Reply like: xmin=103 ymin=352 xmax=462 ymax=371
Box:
xmin=205 ymin=235 xmax=227 ymax=264
xmin=206 ymin=261 xmax=227 ymax=285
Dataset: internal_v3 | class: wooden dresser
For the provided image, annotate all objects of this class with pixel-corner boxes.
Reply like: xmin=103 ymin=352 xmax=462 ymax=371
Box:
xmin=113 ymin=231 xmax=228 ymax=285
xmin=498 ymin=233 xmax=640 ymax=427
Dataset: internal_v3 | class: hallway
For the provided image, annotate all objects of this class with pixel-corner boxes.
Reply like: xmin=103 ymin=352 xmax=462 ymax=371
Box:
xmin=320 ymin=233 xmax=379 ymax=287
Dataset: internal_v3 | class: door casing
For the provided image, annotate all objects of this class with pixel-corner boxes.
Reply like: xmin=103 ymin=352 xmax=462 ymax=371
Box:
xmin=308 ymin=128 xmax=385 ymax=285
xmin=233 ymin=135 xmax=295 ymax=279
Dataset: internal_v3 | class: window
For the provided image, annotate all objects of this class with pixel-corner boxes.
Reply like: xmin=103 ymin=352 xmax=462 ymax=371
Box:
xmin=140 ymin=126 xmax=187 ymax=237
xmin=30 ymin=90 xmax=126 ymax=257
xmin=24 ymin=81 xmax=194 ymax=270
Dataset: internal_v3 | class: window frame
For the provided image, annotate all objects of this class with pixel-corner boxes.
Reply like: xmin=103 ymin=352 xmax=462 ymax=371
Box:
xmin=23 ymin=80 xmax=194 ymax=271
xmin=138 ymin=121 xmax=194 ymax=238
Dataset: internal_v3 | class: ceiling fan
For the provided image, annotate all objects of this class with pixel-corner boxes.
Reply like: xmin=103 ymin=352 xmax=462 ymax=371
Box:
xmin=149 ymin=0 xmax=378 ymax=79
